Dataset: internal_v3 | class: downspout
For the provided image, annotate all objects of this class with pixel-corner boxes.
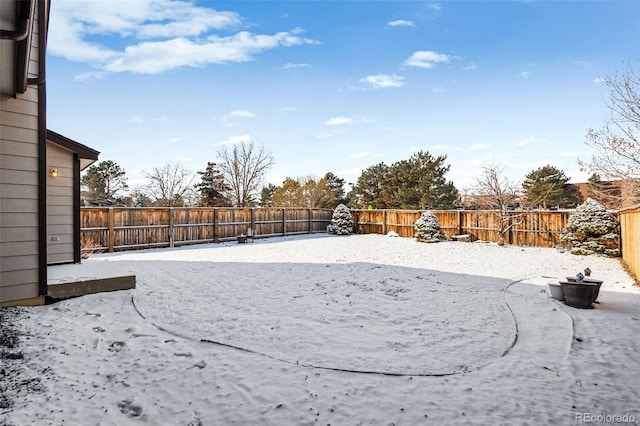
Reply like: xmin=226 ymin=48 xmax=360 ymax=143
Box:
xmin=35 ymin=0 xmax=49 ymax=296
xmin=0 ymin=0 xmax=32 ymax=41
xmin=3 ymin=0 xmax=38 ymax=94
xmin=0 ymin=18 xmax=30 ymax=41
xmin=27 ymin=0 xmax=48 ymax=86
xmin=73 ymin=155 xmax=81 ymax=263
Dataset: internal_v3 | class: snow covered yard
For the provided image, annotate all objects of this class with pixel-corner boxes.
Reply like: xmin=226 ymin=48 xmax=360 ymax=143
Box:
xmin=2 ymin=234 xmax=640 ymax=425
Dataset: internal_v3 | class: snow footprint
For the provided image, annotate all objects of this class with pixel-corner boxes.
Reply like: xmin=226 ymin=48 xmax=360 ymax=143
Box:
xmin=117 ymin=399 xmax=143 ymax=417
xmin=108 ymin=341 xmax=125 ymax=352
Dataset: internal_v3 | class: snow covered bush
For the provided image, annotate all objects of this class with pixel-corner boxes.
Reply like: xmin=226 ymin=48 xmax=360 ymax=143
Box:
xmin=561 ymin=198 xmax=620 ymax=256
xmin=327 ymin=204 xmax=354 ymax=235
xmin=414 ymin=210 xmax=446 ymax=243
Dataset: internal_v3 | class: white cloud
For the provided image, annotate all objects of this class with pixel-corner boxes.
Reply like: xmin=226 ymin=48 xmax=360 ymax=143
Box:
xmin=592 ymin=78 xmax=605 ymax=84
xmin=326 ymin=116 xmax=374 ymax=126
xmin=403 ymin=51 xmax=450 ymax=68
xmin=49 ymin=1 xmax=318 ymax=74
xmin=74 ymin=71 xmax=108 ymax=81
xmin=462 ymin=62 xmax=477 ymax=71
xmin=326 ymin=117 xmax=353 ymax=126
xmin=516 ymin=136 xmax=533 ymax=146
xmin=520 ymin=71 xmax=532 ymax=79
xmin=217 ymin=134 xmax=252 ymax=145
xmin=275 ymin=106 xmax=298 ymax=112
xmin=224 ymin=110 xmax=255 ymax=119
xmin=516 ymin=136 xmax=546 ymax=147
xmin=105 ymin=30 xmax=318 ymax=74
xmin=359 ymin=74 xmax=405 ymax=89
xmin=428 ymin=3 xmax=443 ymax=10
xmin=282 ymin=62 xmax=311 ymax=69
xmin=128 ymin=115 xmax=143 ymax=123
xmin=317 ymin=129 xmax=346 ymax=139
xmin=471 ymin=143 xmax=491 ymax=150
xmin=387 ymin=20 xmax=416 ymax=28
xmin=218 ymin=110 xmax=256 ymax=126
xmin=52 ymin=0 xmax=241 ymax=39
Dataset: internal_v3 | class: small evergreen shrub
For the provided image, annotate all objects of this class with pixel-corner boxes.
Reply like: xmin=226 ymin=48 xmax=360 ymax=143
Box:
xmin=561 ymin=198 xmax=620 ymax=256
xmin=327 ymin=204 xmax=354 ymax=235
xmin=414 ymin=210 xmax=446 ymax=243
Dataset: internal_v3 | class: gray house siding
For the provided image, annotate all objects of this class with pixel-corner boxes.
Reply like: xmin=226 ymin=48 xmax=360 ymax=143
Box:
xmin=0 ymin=92 xmax=41 ymax=303
xmin=46 ymin=142 xmax=74 ymax=264
xmin=0 ymin=0 xmax=46 ymax=305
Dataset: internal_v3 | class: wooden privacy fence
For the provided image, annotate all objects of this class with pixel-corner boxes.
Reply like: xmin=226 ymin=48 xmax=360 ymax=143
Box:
xmin=82 ymin=207 xmax=638 ymax=281
xmin=81 ymin=207 xmax=333 ymax=252
xmin=351 ymin=209 xmax=573 ymax=248
xmin=618 ymin=204 xmax=640 ymax=281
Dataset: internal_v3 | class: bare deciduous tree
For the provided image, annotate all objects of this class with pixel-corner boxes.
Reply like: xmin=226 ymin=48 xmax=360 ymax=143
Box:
xmin=143 ymin=162 xmax=195 ymax=207
xmin=217 ymin=141 xmax=275 ymax=207
xmin=579 ymin=65 xmax=640 ymax=204
xmin=470 ymin=161 xmax=521 ymax=211
xmin=468 ymin=161 xmax=522 ymax=245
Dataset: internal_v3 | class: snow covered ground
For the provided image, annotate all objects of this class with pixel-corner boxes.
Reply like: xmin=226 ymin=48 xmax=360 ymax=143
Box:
xmin=3 ymin=234 xmax=639 ymax=425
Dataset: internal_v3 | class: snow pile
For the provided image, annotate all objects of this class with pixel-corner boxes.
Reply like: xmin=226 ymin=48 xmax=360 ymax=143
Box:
xmin=562 ymin=198 xmax=620 ymax=256
xmin=327 ymin=203 xmax=354 ymax=235
xmin=414 ymin=210 xmax=446 ymax=242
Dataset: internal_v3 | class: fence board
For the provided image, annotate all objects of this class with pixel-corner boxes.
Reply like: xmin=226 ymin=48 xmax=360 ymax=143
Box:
xmin=619 ymin=205 xmax=640 ymax=281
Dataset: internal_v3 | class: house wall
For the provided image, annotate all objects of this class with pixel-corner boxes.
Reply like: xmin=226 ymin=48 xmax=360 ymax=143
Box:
xmin=0 ymin=2 xmax=43 ymax=305
xmin=46 ymin=142 xmax=74 ymax=264
xmin=0 ymin=92 xmax=41 ymax=303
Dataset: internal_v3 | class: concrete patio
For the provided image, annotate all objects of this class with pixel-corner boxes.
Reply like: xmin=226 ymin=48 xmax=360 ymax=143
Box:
xmin=47 ymin=262 xmax=135 ymax=300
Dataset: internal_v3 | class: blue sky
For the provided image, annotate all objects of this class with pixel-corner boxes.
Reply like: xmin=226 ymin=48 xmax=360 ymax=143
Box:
xmin=46 ymin=1 xmax=640 ymax=193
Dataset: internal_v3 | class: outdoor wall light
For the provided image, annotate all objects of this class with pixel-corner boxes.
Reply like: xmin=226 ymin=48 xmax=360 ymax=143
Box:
xmin=49 ymin=168 xmax=58 ymax=177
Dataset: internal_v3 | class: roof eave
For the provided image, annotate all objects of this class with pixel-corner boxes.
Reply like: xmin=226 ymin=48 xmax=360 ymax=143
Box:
xmin=47 ymin=129 xmax=101 ymax=170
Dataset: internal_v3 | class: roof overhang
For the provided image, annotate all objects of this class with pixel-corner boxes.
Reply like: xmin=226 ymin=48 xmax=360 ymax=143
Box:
xmin=47 ymin=130 xmax=101 ymax=170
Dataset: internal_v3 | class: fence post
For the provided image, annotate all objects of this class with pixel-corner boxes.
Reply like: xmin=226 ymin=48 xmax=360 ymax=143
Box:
xmin=458 ymin=210 xmax=463 ymax=235
xmin=169 ymin=208 xmax=175 ymax=248
xmin=382 ymin=210 xmax=387 ymax=235
xmin=308 ymin=208 xmax=313 ymax=234
xmin=282 ymin=208 xmax=287 ymax=236
xmin=107 ymin=207 xmax=115 ymax=252
xmin=213 ymin=208 xmax=219 ymax=243
xmin=251 ymin=208 xmax=256 ymax=236
xmin=352 ymin=210 xmax=358 ymax=234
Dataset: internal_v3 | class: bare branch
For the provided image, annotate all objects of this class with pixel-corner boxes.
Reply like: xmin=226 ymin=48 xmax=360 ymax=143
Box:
xmin=217 ymin=141 xmax=275 ymax=207
xmin=143 ymin=162 xmax=195 ymax=207
xmin=580 ymin=65 xmax=640 ymax=205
